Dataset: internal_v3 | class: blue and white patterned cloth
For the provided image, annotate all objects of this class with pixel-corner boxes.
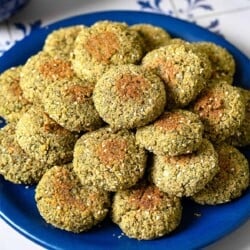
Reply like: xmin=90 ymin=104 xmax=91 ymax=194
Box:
xmin=0 ymin=0 xmax=250 ymax=57
xmin=0 ymin=0 xmax=29 ymax=21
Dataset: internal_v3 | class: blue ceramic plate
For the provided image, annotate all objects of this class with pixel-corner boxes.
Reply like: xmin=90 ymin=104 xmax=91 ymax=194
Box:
xmin=0 ymin=10 xmax=250 ymax=250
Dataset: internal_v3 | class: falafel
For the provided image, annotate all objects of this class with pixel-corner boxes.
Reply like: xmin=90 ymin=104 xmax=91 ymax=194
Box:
xmin=15 ymin=106 xmax=78 ymax=165
xmin=73 ymin=127 xmax=147 ymax=192
xmin=136 ymin=109 xmax=203 ymax=156
xmin=192 ymin=144 xmax=249 ymax=204
xmin=35 ymin=165 xmax=110 ymax=232
xmin=112 ymin=182 xmax=182 ymax=240
xmin=71 ymin=21 xmax=144 ymax=82
xmin=142 ymin=43 xmax=211 ymax=108
xmin=0 ymin=66 xmax=31 ymax=122
xmin=151 ymin=139 xmax=219 ymax=197
xmin=0 ymin=124 xmax=52 ymax=184
xmin=93 ymin=64 xmax=166 ymax=129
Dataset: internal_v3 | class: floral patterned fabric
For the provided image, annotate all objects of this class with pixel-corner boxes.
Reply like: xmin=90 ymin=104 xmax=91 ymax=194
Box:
xmin=0 ymin=0 xmax=250 ymax=57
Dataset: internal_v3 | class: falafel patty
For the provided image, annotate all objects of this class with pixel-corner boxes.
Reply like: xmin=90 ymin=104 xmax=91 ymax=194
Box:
xmin=130 ymin=23 xmax=171 ymax=52
xmin=191 ymin=81 xmax=245 ymax=142
xmin=20 ymin=51 xmax=75 ymax=103
xmin=15 ymin=106 xmax=78 ymax=165
xmin=71 ymin=21 xmax=144 ymax=82
xmin=193 ymin=42 xmax=235 ymax=84
xmin=73 ymin=127 xmax=147 ymax=192
xmin=0 ymin=66 xmax=31 ymax=122
xmin=43 ymin=25 xmax=86 ymax=58
xmin=93 ymin=64 xmax=166 ymax=129
xmin=226 ymin=88 xmax=250 ymax=147
xmin=35 ymin=165 xmax=110 ymax=233
xmin=0 ymin=124 xmax=51 ymax=184
xmin=192 ymin=144 xmax=249 ymax=204
xmin=42 ymin=78 xmax=103 ymax=132
xmin=136 ymin=109 xmax=203 ymax=156
xmin=151 ymin=139 xmax=219 ymax=197
xmin=142 ymin=43 xmax=211 ymax=108
xmin=112 ymin=182 xmax=182 ymax=240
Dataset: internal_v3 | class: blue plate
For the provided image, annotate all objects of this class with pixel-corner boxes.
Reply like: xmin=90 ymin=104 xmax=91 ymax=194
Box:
xmin=0 ymin=10 xmax=250 ymax=250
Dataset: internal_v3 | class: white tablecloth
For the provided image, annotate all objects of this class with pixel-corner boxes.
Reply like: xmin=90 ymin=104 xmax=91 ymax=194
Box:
xmin=0 ymin=1 xmax=250 ymax=249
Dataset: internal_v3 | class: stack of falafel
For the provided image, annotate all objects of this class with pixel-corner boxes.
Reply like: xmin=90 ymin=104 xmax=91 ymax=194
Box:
xmin=0 ymin=21 xmax=249 ymax=240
